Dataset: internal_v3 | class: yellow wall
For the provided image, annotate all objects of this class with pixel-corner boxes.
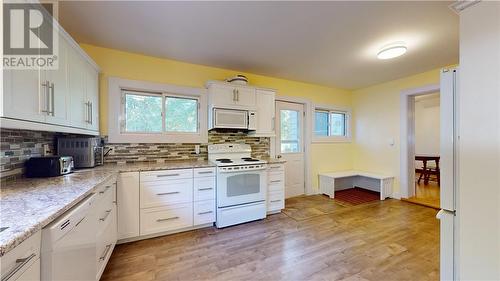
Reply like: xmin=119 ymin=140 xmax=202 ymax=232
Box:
xmin=351 ymin=67 xmax=444 ymax=196
xmin=80 ymin=44 xmax=353 ymax=190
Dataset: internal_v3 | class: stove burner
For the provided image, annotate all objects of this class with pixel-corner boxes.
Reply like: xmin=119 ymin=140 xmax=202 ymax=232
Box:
xmin=216 ymin=158 xmax=233 ymax=163
xmin=243 ymin=158 xmax=260 ymax=162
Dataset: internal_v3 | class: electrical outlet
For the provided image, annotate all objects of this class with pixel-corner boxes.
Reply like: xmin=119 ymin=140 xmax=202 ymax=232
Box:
xmin=43 ymin=144 xmax=52 ymax=156
xmin=195 ymin=145 xmax=200 ymax=155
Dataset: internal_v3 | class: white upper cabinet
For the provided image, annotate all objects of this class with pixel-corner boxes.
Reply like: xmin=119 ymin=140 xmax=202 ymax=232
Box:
xmin=42 ymin=35 xmax=69 ymax=126
xmin=85 ymin=63 xmax=99 ymax=131
xmin=2 ymin=63 xmax=45 ymax=123
xmin=251 ymin=89 xmax=276 ymax=136
xmin=207 ymin=82 xmax=256 ymax=109
xmin=1 ymin=18 xmax=99 ymax=135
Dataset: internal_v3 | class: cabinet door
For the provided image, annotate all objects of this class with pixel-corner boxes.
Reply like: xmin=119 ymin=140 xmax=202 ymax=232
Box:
xmin=208 ymin=84 xmax=236 ymax=108
xmin=85 ymin=63 xmax=99 ymax=131
xmin=254 ymin=89 xmax=275 ymax=136
xmin=117 ymin=172 xmax=140 ymax=240
xmin=2 ymin=68 xmax=45 ymax=123
xmin=234 ymin=87 xmax=256 ymax=107
xmin=68 ymin=47 xmax=88 ymax=129
xmin=16 ymin=258 xmax=40 ymax=281
xmin=43 ymin=35 xmax=69 ymax=126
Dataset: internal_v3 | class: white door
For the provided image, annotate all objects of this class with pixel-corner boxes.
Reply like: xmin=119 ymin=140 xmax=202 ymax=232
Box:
xmin=275 ymin=101 xmax=305 ymax=198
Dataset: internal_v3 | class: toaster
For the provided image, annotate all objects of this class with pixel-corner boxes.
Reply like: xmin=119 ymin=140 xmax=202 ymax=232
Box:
xmin=25 ymin=156 xmax=74 ymax=178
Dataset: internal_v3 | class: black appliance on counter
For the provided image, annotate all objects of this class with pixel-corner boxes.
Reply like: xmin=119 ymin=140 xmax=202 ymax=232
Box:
xmin=25 ymin=156 xmax=74 ymax=178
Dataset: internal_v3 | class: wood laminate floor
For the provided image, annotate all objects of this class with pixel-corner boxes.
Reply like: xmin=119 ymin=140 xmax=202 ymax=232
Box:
xmin=403 ymin=175 xmax=440 ymax=209
xmin=102 ymin=195 xmax=439 ymax=281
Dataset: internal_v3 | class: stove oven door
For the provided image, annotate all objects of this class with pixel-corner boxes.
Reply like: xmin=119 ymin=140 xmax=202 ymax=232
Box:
xmin=217 ymin=168 xmax=267 ymax=208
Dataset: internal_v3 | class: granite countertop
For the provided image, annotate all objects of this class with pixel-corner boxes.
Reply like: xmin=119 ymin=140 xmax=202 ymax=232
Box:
xmin=0 ymin=159 xmax=215 ymax=257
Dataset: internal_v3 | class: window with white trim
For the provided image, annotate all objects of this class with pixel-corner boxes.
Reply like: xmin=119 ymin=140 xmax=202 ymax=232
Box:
xmin=313 ymin=106 xmax=351 ymax=142
xmin=121 ymin=90 xmax=199 ymax=134
xmin=108 ymin=77 xmax=207 ymax=144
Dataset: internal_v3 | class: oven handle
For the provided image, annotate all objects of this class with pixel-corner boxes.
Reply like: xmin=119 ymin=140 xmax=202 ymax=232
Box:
xmin=217 ymin=167 xmax=268 ymax=173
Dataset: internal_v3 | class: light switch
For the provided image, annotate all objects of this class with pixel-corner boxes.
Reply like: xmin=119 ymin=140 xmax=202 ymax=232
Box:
xmin=388 ymin=138 xmax=395 ymax=146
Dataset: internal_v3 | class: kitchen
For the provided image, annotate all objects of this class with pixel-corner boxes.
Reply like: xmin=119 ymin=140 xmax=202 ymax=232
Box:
xmin=1 ymin=1 xmax=499 ymax=281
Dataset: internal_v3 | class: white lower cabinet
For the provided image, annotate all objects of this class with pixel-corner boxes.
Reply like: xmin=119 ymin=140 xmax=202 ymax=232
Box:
xmin=267 ymin=163 xmax=285 ymax=214
xmin=117 ymin=172 xmax=140 ymax=240
xmin=0 ymin=231 xmax=41 ymax=281
xmin=117 ymin=167 xmax=216 ymax=242
xmin=194 ymin=200 xmax=216 ymax=225
xmin=140 ymin=203 xmax=194 ymax=235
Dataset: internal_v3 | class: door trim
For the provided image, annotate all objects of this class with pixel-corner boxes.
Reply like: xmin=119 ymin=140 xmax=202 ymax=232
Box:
xmin=400 ymin=84 xmax=440 ymax=199
xmin=271 ymin=96 xmax=313 ymax=196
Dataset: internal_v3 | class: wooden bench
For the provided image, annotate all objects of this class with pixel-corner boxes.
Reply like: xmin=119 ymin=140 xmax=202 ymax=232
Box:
xmin=319 ymin=171 xmax=394 ymax=200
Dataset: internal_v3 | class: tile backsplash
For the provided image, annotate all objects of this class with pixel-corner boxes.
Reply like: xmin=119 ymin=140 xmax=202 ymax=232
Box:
xmin=1 ymin=128 xmax=57 ymax=180
xmin=0 ymin=128 xmax=270 ymax=179
xmin=103 ymin=130 xmax=270 ymax=164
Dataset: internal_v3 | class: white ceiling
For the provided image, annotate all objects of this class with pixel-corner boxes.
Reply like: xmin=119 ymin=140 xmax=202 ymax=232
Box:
xmin=59 ymin=1 xmax=458 ymax=90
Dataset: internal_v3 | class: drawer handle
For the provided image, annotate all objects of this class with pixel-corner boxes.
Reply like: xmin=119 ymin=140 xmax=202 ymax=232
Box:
xmin=99 ymin=244 xmax=112 ymax=261
xmin=157 ymin=191 xmax=180 ymax=196
xmin=157 ymin=216 xmax=179 ymax=222
xmin=270 ymin=200 xmax=281 ymax=203
xmin=99 ymin=209 xmax=112 ymax=221
xmin=198 ymin=187 xmax=213 ymax=191
xmin=198 ymin=211 xmax=213 ymax=215
xmin=99 ymin=186 xmax=111 ymax=194
xmin=198 ymin=171 xmax=213 ymax=174
xmin=270 ymin=180 xmax=281 ymax=183
xmin=156 ymin=174 xmax=180 ymax=178
xmin=270 ymin=166 xmax=281 ymax=169
xmin=1 ymin=253 xmax=36 ymax=281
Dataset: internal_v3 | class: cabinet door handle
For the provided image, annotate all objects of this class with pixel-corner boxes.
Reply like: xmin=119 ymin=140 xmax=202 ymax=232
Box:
xmin=99 ymin=244 xmax=112 ymax=261
xmin=198 ymin=211 xmax=213 ymax=215
xmin=270 ymin=200 xmax=281 ymax=203
xmin=156 ymin=191 xmax=180 ymax=195
xmin=157 ymin=216 xmax=179 ymax=222
xmin=232 ymin=89 xmax=237 ymax=102
xmin=1 ymin=253 xmax=36 ymax=281
xmin=99 ymin=185 xmax=111 ymax=194
xmin=236 ymin=89 xmax=239 ymax=101
xmin=270 ymin=180 xmax=281 ymax=183
xmin=49 ymin=82 xmax=55 ymax=116
xmin=41 ymin=81 xmax=50 ymax=114
xmin=198 ymin=187 xmax=213 ymax=191
xmin=197 ymin=171 xmax=213 ymax=174
xmin=89 ymin=101 xmax=93 ymax=125
xmin=99 ymin=209 xmax=112 ymax=222
xmin=156 ymin=174 xmax=180 ymax=178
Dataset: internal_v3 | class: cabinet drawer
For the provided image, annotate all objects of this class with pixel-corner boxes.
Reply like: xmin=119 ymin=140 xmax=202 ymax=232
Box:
xmin=194 ymin=200 xmax=215 ymax=225
xmin=96 ymin=206 xmax=116 ymax=279
xmin=268 ymin=182 xmax=284 ymax=193
xmin=193 ymin=167 xmax=216 ymax=178
xmin=0 ymin=231 xmax=40 ymax=281
xmin=140 ymin=203 xmax=193 ymax=236
xmin=267 ymin=191 xmax=285 ymax=211
xmin=194 ymin=177 xmax=215 ymax=201
xmin=268 ymin=164 xmax=284 ymax=172
xmin=140 ymin=179 xmax=193 ymax=208
xmin=268 ymin=172 xmax=284 ymax=185
xmin=140 ymin=169 xmax=193 ymax=182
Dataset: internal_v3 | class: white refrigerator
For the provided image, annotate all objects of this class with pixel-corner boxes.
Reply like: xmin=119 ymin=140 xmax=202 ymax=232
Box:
xmin=436 ymin=68 xmax=459 ymax=281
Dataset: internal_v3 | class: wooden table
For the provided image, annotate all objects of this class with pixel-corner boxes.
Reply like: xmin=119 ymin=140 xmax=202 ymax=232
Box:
xmin=415 ymin=155 xmax=440 ymax=185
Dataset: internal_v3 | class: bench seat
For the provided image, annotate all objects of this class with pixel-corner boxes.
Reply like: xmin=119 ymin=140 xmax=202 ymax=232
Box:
xmin=319 ymin=170 xmax=394 ymax=200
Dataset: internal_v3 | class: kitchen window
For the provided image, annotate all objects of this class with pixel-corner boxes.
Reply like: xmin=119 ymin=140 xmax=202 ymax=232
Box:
xmin=313 ymin=106 xmax=351 ymax=142
xmin=108 ymin=77 xmax=208 ymax=143
xmin=122 ymin=90 xmax=199 ymax=134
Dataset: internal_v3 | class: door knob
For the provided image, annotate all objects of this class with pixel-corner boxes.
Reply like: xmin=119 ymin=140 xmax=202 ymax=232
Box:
xmin=276 ymin=155 xmax=282 ymax=159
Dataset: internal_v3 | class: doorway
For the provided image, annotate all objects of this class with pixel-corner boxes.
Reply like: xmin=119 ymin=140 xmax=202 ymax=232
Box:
xmin=275 ymin=101 xmax=305 ymax=198
xmin=405 ymin=92 xmax=441 ymax=209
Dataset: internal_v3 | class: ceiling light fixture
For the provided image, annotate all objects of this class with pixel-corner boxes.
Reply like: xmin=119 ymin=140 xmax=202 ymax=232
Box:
xmin=377 ymin=42 xmax=407 ymax=60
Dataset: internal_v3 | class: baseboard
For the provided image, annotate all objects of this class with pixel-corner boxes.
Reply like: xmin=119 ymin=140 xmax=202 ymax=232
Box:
xmin=117 ymin=223 xmax=214 ymax=244
xmin=391 ymin=192 xmax=401 ymax=200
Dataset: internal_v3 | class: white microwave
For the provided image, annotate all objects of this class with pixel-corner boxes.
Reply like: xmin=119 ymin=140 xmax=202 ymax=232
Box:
xmin=211 ymin=108 xmax=256 ymax=130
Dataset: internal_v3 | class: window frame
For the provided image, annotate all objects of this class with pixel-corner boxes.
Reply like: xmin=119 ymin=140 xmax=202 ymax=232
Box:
xmin=109 ymin=77 xmax=208 ymax=143
xmin=312 ymin=104 xmax=352 ymax=143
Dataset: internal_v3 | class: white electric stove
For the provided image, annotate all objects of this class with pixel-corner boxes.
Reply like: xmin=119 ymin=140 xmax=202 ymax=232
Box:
xmin=208 ymin=143 xmax=268 ymax=228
